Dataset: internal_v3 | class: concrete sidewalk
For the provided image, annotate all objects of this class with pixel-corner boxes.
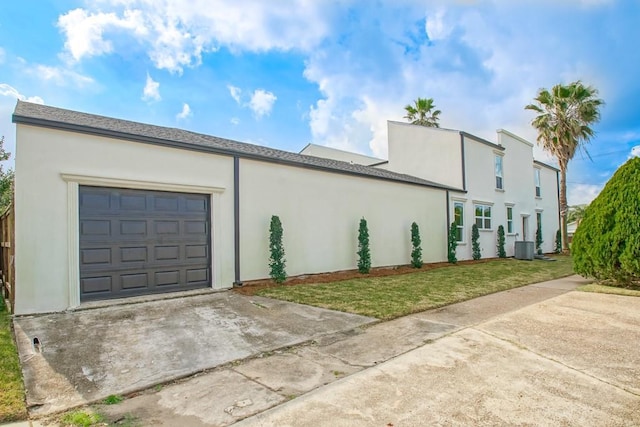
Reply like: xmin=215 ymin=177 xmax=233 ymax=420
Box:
xmin=83 ymin=275 xmax=618 ymax=426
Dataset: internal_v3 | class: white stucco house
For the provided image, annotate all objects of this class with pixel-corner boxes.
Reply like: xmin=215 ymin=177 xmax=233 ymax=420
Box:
xmin=301 ymin=122 xmax=560 ymax=260
xmin=9 ymin=101 xmax=559 ymax=314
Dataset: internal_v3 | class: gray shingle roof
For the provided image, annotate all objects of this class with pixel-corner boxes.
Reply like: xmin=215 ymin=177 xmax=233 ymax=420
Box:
xmin=13 ymin=101 xmax=460 ymax=191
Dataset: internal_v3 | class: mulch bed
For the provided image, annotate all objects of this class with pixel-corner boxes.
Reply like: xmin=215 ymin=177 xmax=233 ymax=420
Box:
xmin=233 ymin=258 xmax=499 ymax=296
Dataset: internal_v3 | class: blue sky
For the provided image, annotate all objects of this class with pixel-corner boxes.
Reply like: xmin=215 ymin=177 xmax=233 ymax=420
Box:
xmin=1 ymin=0 xmax=639 ymax=205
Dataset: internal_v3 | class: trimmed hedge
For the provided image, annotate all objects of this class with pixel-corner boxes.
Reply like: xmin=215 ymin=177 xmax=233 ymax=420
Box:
xmin=572 ymin=157 xmax=640 ymax=284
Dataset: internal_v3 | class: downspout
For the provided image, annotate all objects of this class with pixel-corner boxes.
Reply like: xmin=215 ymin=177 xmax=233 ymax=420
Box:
xmin=459 ymin=133 xmax=467 ymax=191
xmin=233 ymin=156 xmax=243 ymax=286
xmin=445 ymin=190 xmax=451 ymax=257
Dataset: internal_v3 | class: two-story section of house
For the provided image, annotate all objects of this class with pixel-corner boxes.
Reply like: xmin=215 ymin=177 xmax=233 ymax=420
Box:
xmin=385 ymin=122 xmax=560 ymax=260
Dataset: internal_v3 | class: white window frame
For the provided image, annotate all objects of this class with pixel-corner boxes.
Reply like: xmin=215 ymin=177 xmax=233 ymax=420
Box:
xmin=495 ymin=154 xmax=504 ymax=190
xmin=454 ymin=201 xmax=465 ymax=243
xmin=474 ymin=204 xmax=492 ymax=230
xmin=534 ymin=168 xmax=541 ymax=197
xmin=506 ymin=206 xmax=514 ymax=234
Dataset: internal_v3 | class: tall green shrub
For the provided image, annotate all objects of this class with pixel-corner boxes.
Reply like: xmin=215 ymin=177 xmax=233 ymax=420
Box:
xmin=448 ymin=222 xmax=458 ymax=264
xmin=535 ymin=225 xmax=543 ymax=255
xmin=496 ymin=225 xmax=506 ymax=258
xmin=357 ymin=217 xmax=371 ymax=274
xmin=268 ymin=215 xmax=286 ymax=283
xmin=555 ymin=229 xmax=562 ymax=254
xmin=573 ymin=157 xmax=640 ymax=284
xmin=471 ymin=224 xmax=481 ymax=260
xmin=410 ymin=222 xmax=422 ymax=268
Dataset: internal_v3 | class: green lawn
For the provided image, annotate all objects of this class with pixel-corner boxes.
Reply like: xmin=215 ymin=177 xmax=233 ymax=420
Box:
xmin=0 ymin=302 xmax=27 ymax=422
xmin=257 ymin=256 xmax=574 ymax=320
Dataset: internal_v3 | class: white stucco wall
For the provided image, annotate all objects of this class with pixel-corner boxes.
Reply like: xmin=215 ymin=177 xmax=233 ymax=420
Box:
xmin=239 ymin=159 xmax=448 ymax=281
xmin=14 ymin=124 xmax=235 ymax=314
xmin=450 ymin=130 xmax=559 ymax=260
xmin=387 ymin=122 xmax=463 ymax=189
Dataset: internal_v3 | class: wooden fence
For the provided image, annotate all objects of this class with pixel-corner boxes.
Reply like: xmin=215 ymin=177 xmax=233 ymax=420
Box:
xmin=0 ymin=202 xmax=15 ymax=312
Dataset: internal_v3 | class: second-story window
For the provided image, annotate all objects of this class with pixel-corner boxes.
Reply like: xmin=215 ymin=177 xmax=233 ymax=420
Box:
xmin=535 ymin=168 xmax=541 ymax=197
xmin=495 ymin=155 xmax=504 ymax=190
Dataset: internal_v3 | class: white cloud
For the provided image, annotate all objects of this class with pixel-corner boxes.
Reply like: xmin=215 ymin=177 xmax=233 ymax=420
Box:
xmin=56 ymin=1 xmax=331 ymax=73
xmin=568 ymin=183 xmax=602 ymax=205
xmin=227 ymin=85 xmax=241 ymax=104
xmin=57 ymin=8 xmax=146 ymax=61
xmin=249 ymin=89 xmax=277 ymax=118
xmin=30 ymin=65 xmax=94 ymax=87
xmin=230 ymin=117 xmax=240 ymax=125
xmin=176 ymin=103 xmax=191 ymax=119
xmin=142 ymin=73 xmax=161 ymax=102
xmin=0 ymin=83 xmax=44 ymax=104
xmin=426 ymin=10 xmax=451 ymax=41
xmin=630 ymin=145 xmax=640 ymax=158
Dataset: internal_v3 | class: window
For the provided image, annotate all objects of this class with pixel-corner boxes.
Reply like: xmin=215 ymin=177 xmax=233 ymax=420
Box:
xmin=536 ymin=212 xmax=542 ymax=231
xmin=454 ymin=202 xmax=464 ymax=242
xmin=495 ymin=155 xmax=504 ymax=190
xmin=475 ymin=204 xmax=492 ymax=230
xmin=534 ymin=168 xmax=541 ymax=197
xmin=507 ymin=206 xmax=514 ymax=234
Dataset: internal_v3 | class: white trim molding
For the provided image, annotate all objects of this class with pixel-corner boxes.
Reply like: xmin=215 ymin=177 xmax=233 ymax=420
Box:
xmin=61 ymin=173 xmax=226 ymax=309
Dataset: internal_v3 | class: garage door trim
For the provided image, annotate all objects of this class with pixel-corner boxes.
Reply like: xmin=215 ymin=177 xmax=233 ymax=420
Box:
xmin=62 ymin=174 xmax=225 ymax=308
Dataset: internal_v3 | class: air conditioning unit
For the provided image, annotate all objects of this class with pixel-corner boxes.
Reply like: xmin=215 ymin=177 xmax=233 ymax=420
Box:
xmin=514 ymin=241 xmax=535 ymax=260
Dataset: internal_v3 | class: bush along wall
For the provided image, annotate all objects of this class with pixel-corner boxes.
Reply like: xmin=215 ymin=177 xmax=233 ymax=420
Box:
xmin=448 ymin=222 xmax=458 ymax=264
xmin=497 ymin=225 xmax=506 ymax=258
xmin=573 ymin=157 xmax=640 ymax=284
xmin=410 ymin=222 xmax=423 ymax=268
xmin=471 ymin=224 xmax=481 ymax=260
xmin=536 ymin=225 xmax=544 ymax=255
xmin=269 ymin=215 xmax=287 ymax=283
xmin=357 ymin=217 xmax=371 ymax=274
xmin=555 ymin=229 xmax=562 ymax=254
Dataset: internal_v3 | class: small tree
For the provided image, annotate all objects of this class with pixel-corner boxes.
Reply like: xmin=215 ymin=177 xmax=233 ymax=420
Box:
xmin=555 ymin=229 xmax=562 ymax=254
xmin=268 ymin=215 xmax=286 ymax=283
xmin=448 ymin=222 xmax=458 ymax=264
xmin=410 ymin=222 xmax=422 ymax=268
xmin=535 ymin=225 xmax=543 ymax=255
xmin=497 ymin=225 xmax=506 ymax=258
xmin=0 ymin=136 xmax=13 ymax=211
xmin=471 ymin=224 xmax=481 ymax=260
xmin=357 ymin=217 xmax=371 ymax=274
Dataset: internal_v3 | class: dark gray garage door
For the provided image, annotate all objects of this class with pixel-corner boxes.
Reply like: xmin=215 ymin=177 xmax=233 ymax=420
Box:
xmin=79 ymin=186 xmax=211 ymax=302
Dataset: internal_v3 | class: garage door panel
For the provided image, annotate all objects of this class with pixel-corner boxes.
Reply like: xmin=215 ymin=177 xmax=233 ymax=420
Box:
xmin=156 ymin=271 xmax=180 ymax=286
xmin=155 ymin=246 xmax=180 ymax=261
xmin=120 ymin=194 xmax=147 ymax=210
xmin=79 ymin=186 xmax=211 ymax=302
xmin=121 ymin=273 xmax=149 ymax=289
xmin=81 ymin=248 xmax=112 ymax=265
xmin=81 ymin=276 xmax=112 ymax=294
xmin=186 ymin=268 xmax=209 ymax=283
xmin=155 ymin=220 xmax=180 ymax=235
xmin=120 ymin=247 xmax=148 ymax=263
xmin=120 ymin=220 xmax=147 ymax=236
xmin=81 ymin=220 xmax=111 ymax=236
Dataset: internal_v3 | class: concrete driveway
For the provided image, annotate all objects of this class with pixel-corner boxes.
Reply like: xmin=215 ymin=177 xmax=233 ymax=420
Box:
xmin=239 ymin=287 xmax=640 ymax=426
xmin=12 ymin=291 xmax=375 ymax=416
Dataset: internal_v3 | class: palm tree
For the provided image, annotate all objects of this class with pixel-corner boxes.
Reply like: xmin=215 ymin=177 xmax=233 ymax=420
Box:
xmin=525 ymin=81 xmax=604 ymax=252
xmin=404 ymin=97 xmax=441 ymax=127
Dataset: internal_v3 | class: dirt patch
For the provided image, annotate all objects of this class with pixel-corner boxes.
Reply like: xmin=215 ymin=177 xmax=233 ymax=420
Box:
xmin=234 ymin=258 xmax=499 ymax=296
